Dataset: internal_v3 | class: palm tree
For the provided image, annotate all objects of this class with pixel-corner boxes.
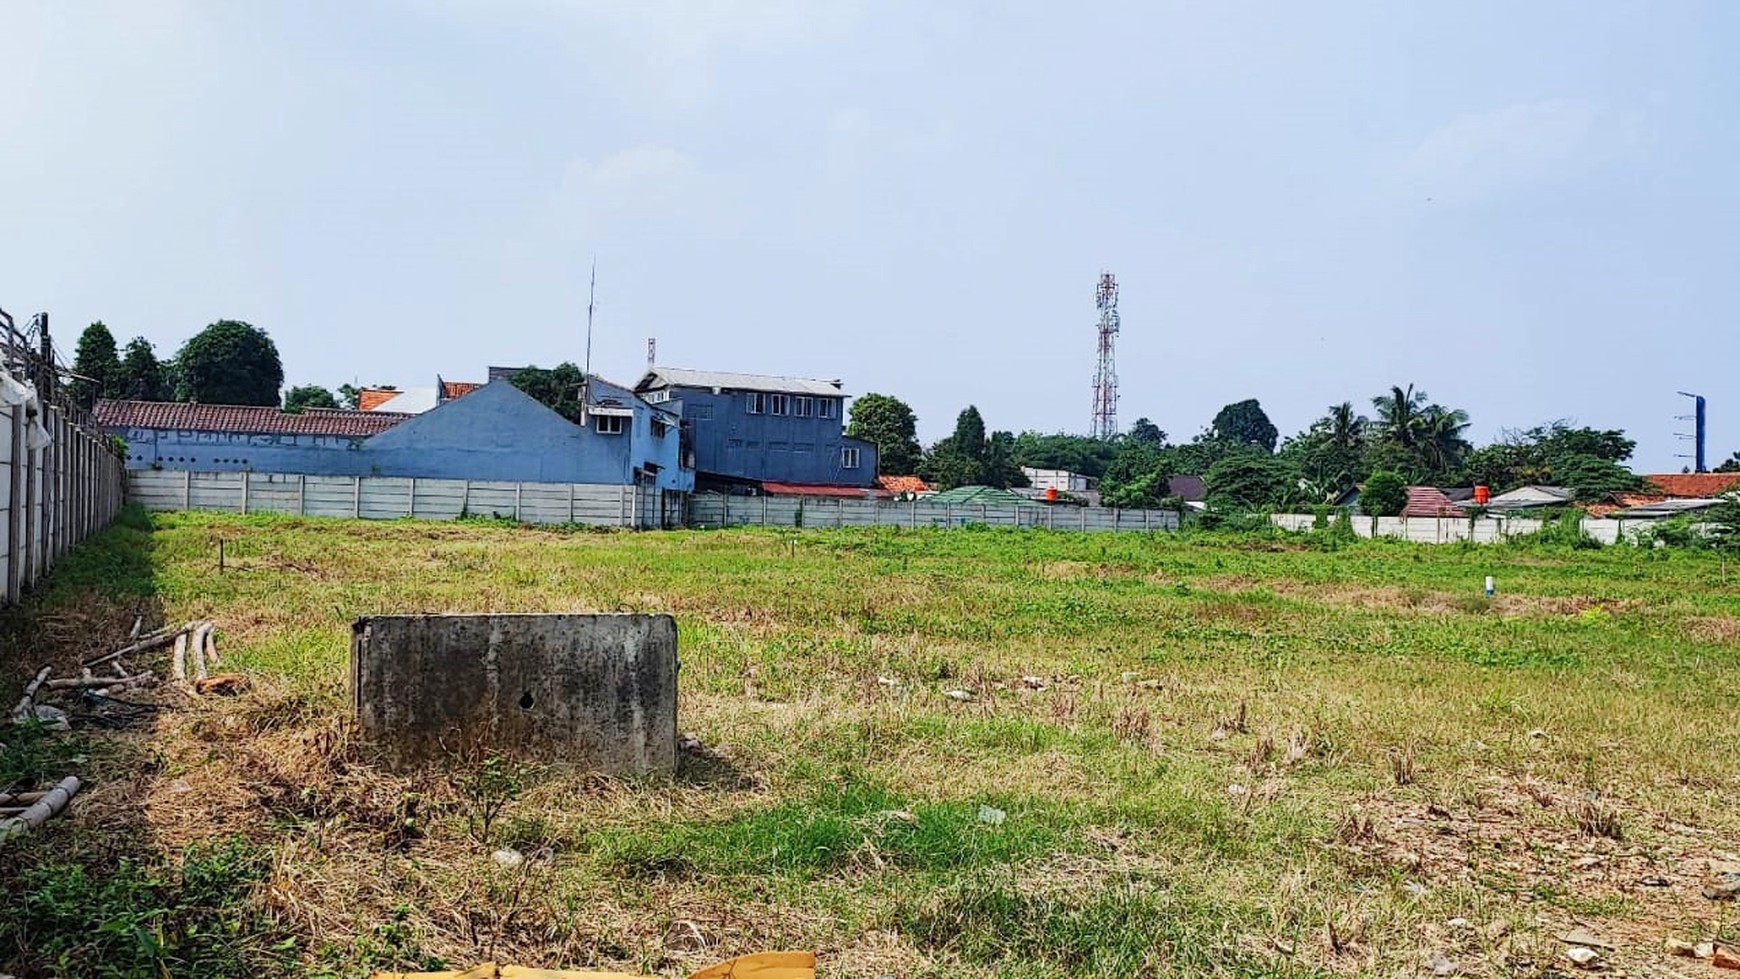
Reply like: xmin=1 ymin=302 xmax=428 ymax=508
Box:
xmin=1326 ymin=401 xmax=1367 ymax=454
xmin=1372 ymin=385 xmax=1428 ymax=447
xmin=1417 ymin=404 xmax=1471 ymax=476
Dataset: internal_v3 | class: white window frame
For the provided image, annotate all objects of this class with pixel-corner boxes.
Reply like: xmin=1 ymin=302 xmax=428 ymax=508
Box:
xmin=770 ymin=394 xmax=788 ymax=415
xmin=818 ymin=399 xmax=837 ymax=419
xmin=841 ymin=446 xmax=860 ymax=469
xmin=746 ymin=392 xmax=766 ymax=414
xmin=644 ymin=389 xmax=670 ymax=403
xmin=794 ymin=396 xmax=813 ymax=417
xmin=596 ymin=414 xmax=626 ymax=435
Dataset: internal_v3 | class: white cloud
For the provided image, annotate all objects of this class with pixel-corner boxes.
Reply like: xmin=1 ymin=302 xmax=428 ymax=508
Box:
xmin=1400 ymin=99 xmax=1637 ymax=202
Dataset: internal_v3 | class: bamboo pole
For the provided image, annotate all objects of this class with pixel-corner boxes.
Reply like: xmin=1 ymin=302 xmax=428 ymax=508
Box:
xmin=82 ymin=623 xmax=188 ymax=669
xmin=0 ymin=776 xmax=81 ymax=842
xmin=11 ymin=665 xmax=51 ymax=719
xmin=46 ymin=672 xmax=153 ymax=691
xmin=190 ymin=622 xmax=212 ymax=682
xmin=171 ymin=631 xmax=189 ymax=683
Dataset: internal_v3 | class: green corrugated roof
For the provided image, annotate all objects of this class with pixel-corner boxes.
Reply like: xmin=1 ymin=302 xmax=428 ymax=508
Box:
xmin=923 ymin=485 xmax=1038 ymax=506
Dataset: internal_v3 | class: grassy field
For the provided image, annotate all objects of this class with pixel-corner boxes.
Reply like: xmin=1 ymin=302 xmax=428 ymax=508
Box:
xmin=3 ymin=508 xmax=1739 ymax=977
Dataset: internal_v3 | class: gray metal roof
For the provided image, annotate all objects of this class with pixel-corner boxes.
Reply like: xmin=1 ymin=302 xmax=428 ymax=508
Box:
xmin=637 ymin=367 xmax=845 ymax=397
xmin=1484 ymin=485 xmax=1576 ymax=510
xmin=1609 ymin=498 xmax=1725 ymax=519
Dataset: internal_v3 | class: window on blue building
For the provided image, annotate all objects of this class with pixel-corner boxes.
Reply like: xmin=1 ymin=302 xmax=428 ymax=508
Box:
xmin=841 ymin=446 xmax=860 ymax=469
xmin=746 ymin=392 xmax=767 ymax=414
xmin=596 ymin=415 xmax=626 ymax=435
xmin=818 ymin=399 xmax=837 ymax=419
xmin=770 ymin=394 xmax=787 ymax=415
xmin=794 ymin=397 xmax=813 ymax=417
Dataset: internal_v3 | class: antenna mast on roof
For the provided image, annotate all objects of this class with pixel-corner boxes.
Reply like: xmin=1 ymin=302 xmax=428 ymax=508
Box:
xmin=1090 ymin=272 xmax=1120 ymax=439
xmin=647 ymin=337 xmax=656 ymax=369
xmin=583 ymin=258 xmax=596 ymax=382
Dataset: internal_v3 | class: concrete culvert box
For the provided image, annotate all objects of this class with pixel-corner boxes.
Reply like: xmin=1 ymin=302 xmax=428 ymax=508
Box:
xmin=351 ymin=613 xmax=677 ymax=773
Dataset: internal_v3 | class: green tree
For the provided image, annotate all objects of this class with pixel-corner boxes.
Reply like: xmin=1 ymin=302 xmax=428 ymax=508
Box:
xmin=115 ymin=337 xmax=170 ymax=401
xmin=1204 ymin=453 xmax=1299 ymax=509
xmin=71 ymin=321 xmax=122 ymax=406
xmin=1100 ymin=441 xmax=1173 ymax=508
xmin=175 ymin=321 xmax=284 ymax=405
xmin=919 ymin=406 xmax=1024 ymax=489
xmin=1126 ymin=417 xmax=1167 ymax=448
xmin=1716 ymin=452 xmax=1740 ymax=474
xmin=1463 ymin=422 xmax=1640 ymax=501
xmin=845 ymin=393 xmax=922 ymax=475
xmin=1208 ymin=399 xmax=1278 ymax=453
xmin=1361 ymin=470 xmax=1408 ymax=517
xmin=282 ymin=384 xmax=339 ymax=413
xmin=1010 ymin=432 xmax=1119 ymax=478
xmin=951 ymin=406 xmax=987 ymax=463
xmin=509 ymin=363 xmax=586 ymax=423
xmin=1280 ymin=402 xmax=1368 ymax=499
xmin=337 ymin=383 xmax=396 ymax=410
xmin=982 ymin=430 xmax=1028 ymax=489
xmin=1372 ymin=384 xmax=1428 ymax=448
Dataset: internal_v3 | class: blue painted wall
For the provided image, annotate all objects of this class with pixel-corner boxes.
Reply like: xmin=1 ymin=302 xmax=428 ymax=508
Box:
xmin=109 ymin=380 xmax=693 ymax=492
xmin=659 ymin=386 xmax=877 ymax=486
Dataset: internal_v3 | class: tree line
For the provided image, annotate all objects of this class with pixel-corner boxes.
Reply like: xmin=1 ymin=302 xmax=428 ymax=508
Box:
xmin=847 ymin=387 xmax=1652 ymax=511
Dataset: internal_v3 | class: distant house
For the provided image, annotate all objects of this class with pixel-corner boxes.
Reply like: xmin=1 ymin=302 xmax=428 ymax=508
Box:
xmin=1481 ymin=485 xmax=1575 ymax=511
xmin=95 ymin=376 xmax=691 ymax=493
xmin=359 ymin=377 xmax=483 ymax=414
xmin=1022 ymin=468 xmax=1094 ymax=493
xmin=1645 ymin=473 xmax=1740 ymax=498
xmin=1166 ymin=475 xmax=1206 ymax=504
xmin=634 ymin=367 xmax=877 ymax=491
xmin=1333 ymin=483 xmax=1468 ymax=517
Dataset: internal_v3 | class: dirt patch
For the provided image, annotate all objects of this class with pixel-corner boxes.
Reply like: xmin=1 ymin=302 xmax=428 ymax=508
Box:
xmin=1685 ymin=616 xmax=1740 ymax=644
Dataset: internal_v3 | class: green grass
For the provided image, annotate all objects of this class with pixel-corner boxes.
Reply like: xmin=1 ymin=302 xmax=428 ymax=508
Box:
xmin=3 ymin=509 xmax=1739 ymax=977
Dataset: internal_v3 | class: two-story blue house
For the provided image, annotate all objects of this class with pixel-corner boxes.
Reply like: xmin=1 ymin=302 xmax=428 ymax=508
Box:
xmin=634 ymin=367 xmax=877 ymax=492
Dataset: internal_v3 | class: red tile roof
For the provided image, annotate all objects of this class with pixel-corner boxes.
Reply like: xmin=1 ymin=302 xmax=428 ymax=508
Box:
xmin=95 ymin=400 xmax=411 ymax=437
xmin=356 ymin=388 xmax=401 ymax=411
xmin=877 ymin=475 xmax=931 ymax=494
xmin=1402 ymin=485 xmax=1465 ymax=518
xmin=1644 ymin=473 xmax=1740 ymax=498
xmin=761 ymin=482 xmax=878 ymax=498
xmin=441 ymin=380 xmax=481 ymax=400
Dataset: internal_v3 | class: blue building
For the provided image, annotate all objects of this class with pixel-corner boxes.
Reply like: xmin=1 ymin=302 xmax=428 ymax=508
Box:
xmin=96 ymin=376 xmax=692 ymax=493
xmin=633 ymin=367 xmax=877 ymax=491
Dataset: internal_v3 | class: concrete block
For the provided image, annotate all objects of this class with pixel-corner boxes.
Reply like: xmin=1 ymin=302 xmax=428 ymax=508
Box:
xmin=351 ymin=613 xmax=677 ymax=773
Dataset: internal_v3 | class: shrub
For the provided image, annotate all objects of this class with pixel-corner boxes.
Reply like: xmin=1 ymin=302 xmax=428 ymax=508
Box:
xmin=1361 ymin=471 xmax=1407 ymax=517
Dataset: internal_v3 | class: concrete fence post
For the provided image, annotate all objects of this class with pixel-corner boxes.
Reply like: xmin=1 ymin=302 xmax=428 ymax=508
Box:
xmin=568 ymin=483 xmax=576 ymax=524
xmin=838 ymin=498 xmax=845 ymax=528
xmin=408 ymin=477 xmax=417 ymax=518
xmin=353 ymin=477 xmax=362 ymax=518
xmin=517 ymin=482 xmax=526 ymax=522
xmin=909 ymin=499 xmax=916 ymax=529
xmin=8 ymin=407 xmax=23 ymax=604
xmin=298 ymin=474 xmax=306 ymax=516
xmin=240 ymin=471 xmax=249 ymax=514
xmin=183 ymin=470 xmax=192 ymax=510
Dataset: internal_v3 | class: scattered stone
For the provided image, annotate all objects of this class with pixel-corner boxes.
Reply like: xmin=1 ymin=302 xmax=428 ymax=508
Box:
xmin=878 ymin=809 xmax=918 ymax=825
xmin=1638 ymin=875 xmax=1671 ymax=888
xmin=1704 ymin=873 xmax=1740 ymax=901
xmin=944 ymin=689 xmax=975 ymax=702
xmin=1561 ymin=929 xmax=1611 ymax=949
xmin=976 ymin=805 xmax=1006 ymax=826
xmin=1227 ymin=783 xmax=1250 ymax=800
xmin=664 ymin=919 xmax=708 ymax=954
xmin=1019 ymin=676 xmax=1047 ymax=690
xmin=491 ymin=847 xmax=525 ymax=869
xmin=1697 ymin=942 xmax=1717 ymax=960
xmin=1527 ymin=729 xmax=1548 ymax=740
xmin=1119 ymin=671 xmax=1140 ymax=683
xmin=1714 ymin=946 xmax=1740 ymax=971
xmin=15 ymin=704 xmax=69 ymax=731
xmin=195 ymin=672 xmax=250 ymax=696
xmin=875 ymin=675 xmax=900 ymax=687
xmin=679 ymin=732 xmax=704 ymax=753
xmin=1665 ymin=938 xmax=1697 ymax=957
xmin=1447 ymin=918 xmax=1472 ymax=930
xmin=1208 ymin=728 xmax=1229 ymax=742
xmin=1422 ymin=952 xmax=1459 ymax=976
xmin=1572 ymin=855 xmax=1604 ymax=870
xmin=1483 ymin=920 xmax=1510 ymax=941
xmin=1136 ymin=678 xmax=1163 ymax=690
xmin=1563 ymin=945 xmax=1600 ymax=968
xmin=1403 ymin=881 xmax=1430 ymax=898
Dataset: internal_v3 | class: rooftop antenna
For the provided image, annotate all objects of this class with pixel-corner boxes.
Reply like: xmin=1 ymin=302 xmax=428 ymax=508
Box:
xmin=1675 ymin=391 xmax=1707 ymax=472
xmin=1090 ymin=272 xmax=1120 ymax=439
xmin=584 ymin=258 xmax=596 ymax=382
xmin=647 ymin=336 xmax=656 ymax=369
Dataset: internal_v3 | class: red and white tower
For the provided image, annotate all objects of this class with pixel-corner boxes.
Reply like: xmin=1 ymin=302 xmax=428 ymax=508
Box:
xmin=1090 ymin=272 xmax=1120 ymax=439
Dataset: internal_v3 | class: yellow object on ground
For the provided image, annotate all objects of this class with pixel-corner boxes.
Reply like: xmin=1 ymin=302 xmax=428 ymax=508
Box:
xmin=371 ymin=951 xmax=817 ymax=979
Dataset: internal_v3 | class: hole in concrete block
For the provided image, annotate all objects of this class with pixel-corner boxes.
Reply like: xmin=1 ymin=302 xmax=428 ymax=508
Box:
xmin=519 ymin=690 xmax=535 ymax=710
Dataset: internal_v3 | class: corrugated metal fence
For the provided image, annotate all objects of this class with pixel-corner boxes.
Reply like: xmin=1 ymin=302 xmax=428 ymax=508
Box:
xmin=0 ymin=374 xmax=127 ymax=603
xmin=127 ymin=469 xmax=675 ymax=529
xmin=688 ymin=492 xmax=1183 ymax=532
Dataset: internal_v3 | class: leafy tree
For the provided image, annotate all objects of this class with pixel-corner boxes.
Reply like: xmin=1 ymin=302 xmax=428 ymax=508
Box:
xmin=71 ymin=322 xmax=122 ymax=405
xmin=846 ymin=393 xmax=922 ymax=475
xmin=1100 ymin=442 xmax=1173 ymax=508
xmin=1372 ymin=384 xmax=1427 ymax=448
xmin=509 ymin=363 xmax=586 ymax=423
xmin=1717 ymin=452 xmax=1740 ymax=474
xmin=919 ymin=406 xmax=1025 ymax=489
xmin=1360 ymin=470 xmax=1408 ymax=517
xmin=951 ymin=406 xmax=987 ymax=463
xmin=1204 ymin=453 xmax=1299 ymax=510
xmin=1208 ymin=399 xmax=1278 ymax=453
xmin=1366 ymin=384 xmax=1471 ymax=484
xmin=1280 ymin=402 xmax=1368 ymax=500
xmin=1463 ymin=422 xmax=1639 ymax=501
xmin=282 ymin=385 xmax=339 ymax=413
xmin=983 ymin=431 xmax=1028 ymax=488
xmin=1010 ymin=432 xmax=1119 ymax=478
xmin=175 ymin=320 xmax=284 ymax=406
xmin=338 ymin=383 xmax=397 ymax=410
xmin=115 ymin=337 xmax=170 ymax=401
xmin=1126 ymin=417 xmax=1167 ymax=448
xmin=1415 ymin=404 xmax=1472 ymax=477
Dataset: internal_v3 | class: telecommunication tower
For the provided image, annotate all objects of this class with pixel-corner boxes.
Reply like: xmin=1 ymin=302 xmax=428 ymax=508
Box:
xmin=1090 ymin=272 xmax=1120 ymax=439
xmin=1676 ymin=391 xmax=1707 ymax=472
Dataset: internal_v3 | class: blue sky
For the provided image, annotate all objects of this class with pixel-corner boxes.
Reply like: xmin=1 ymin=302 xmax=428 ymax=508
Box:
xmin=3 ymin=1 xmax=1736 ymax=470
